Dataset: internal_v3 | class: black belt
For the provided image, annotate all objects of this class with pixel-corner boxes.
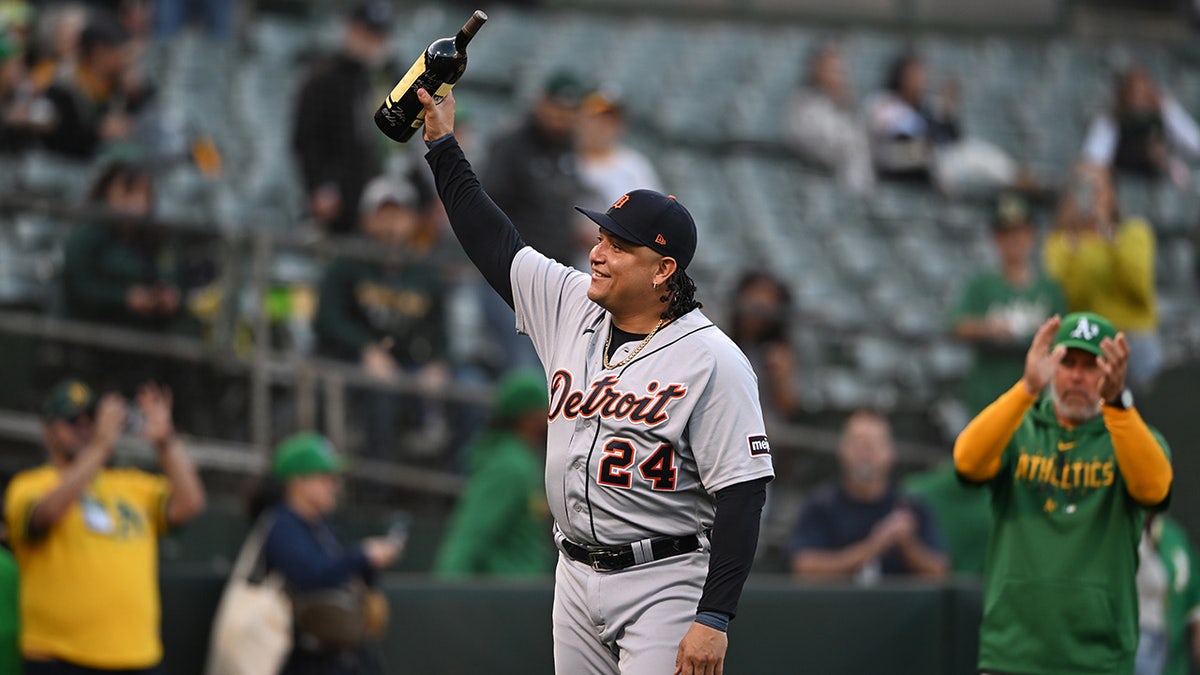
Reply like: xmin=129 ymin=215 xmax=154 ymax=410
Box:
xmin=560 ymin=533 xmax=703 ymax=572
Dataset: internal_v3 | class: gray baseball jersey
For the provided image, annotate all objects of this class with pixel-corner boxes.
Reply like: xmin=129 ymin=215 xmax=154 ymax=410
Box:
xmin=511 ymin=247 xmax=776 ymax=545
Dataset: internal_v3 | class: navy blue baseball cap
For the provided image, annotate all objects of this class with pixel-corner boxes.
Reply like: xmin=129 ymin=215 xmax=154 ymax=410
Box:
xmin=575 ymin=190 xmax=698 ymax=270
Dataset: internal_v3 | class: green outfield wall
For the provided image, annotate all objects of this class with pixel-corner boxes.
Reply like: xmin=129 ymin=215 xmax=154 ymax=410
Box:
xmin=162 ymin=574 xmax=984 ymax=675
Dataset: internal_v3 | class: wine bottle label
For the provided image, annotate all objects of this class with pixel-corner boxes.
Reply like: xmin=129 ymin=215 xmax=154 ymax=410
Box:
xmin=386 ymin=55 xmax=427 ymax=106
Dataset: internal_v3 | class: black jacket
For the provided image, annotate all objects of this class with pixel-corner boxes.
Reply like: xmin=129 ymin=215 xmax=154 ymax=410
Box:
xmin=479 ymin=115 xmax=586 ymax=265
xmin=292 ymin=53 xmax=382 ymax=234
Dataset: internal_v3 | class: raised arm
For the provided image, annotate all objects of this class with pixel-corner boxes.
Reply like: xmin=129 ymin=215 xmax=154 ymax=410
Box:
xmin=955 ymin=316 xmax=1062 ymax=481
xmin=26 ymin=395 xmax=124 ymax=537
xmin=1095 ymin=334 xmax=1172 ymax=506
xmin=138 ymin=383 xmax=205 ymax=527
xmin=418 ymin=88 xmax=525 ymax=307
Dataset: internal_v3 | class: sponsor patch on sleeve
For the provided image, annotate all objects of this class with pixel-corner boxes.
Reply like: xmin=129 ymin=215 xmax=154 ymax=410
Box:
xmin=748 ymin=435 xmax=771 ymax=456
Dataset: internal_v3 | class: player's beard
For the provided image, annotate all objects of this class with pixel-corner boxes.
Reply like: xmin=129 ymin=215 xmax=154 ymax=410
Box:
xmin=1050 ymin=384 xmax=1101 ymax=424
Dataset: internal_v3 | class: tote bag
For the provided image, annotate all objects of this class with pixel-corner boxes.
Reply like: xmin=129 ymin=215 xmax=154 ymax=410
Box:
xmin=204 ymin=515 xmax=292 ymax=675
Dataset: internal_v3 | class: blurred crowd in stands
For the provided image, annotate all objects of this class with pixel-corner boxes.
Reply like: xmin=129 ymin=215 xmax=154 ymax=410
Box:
xmin=0 ymin=0 xmax=1196 ymax=445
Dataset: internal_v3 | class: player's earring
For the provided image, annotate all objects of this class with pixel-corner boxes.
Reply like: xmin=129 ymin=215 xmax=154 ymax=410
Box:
xmin=653 ymin=281 xmax=660 ymax=289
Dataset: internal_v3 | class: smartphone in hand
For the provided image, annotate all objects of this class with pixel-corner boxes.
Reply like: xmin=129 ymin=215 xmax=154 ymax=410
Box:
xmin=386 ymin=511 xmax=411 ymax=551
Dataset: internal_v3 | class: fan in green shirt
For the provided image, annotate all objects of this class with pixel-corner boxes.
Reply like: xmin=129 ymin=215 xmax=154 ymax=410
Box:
xmin=926 ymin=195 xmax=1065 ymax=577
xmin=435 ymin=370 xmax=554 ymax=577
xmin=951 ymin=193 xmax=1067 ymax=415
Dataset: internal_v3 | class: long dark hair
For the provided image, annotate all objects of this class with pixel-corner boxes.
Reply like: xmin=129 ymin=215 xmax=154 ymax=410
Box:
xmin=729 ymin=270 xmax=792 ymax=347
xmin=885 ymin=51 xmax=922 ymax=96
xmin=245 ymin=475 xmax=285 ymax=524
xmin=88 ymin=160 xmax=154 ymax=205
xmin=659 ymin=269 xmax=702 ymax=321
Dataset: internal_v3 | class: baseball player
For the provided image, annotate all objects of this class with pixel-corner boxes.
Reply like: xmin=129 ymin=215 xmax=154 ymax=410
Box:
xmin=954 ymin=312 xmax=1172 ymax=674
xmin=412 ymin=88 xmax=775 ymax=675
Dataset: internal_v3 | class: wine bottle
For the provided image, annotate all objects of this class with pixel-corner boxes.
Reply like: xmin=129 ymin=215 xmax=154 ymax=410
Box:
xmin=374 ymin=10 xmax=488 ymax=143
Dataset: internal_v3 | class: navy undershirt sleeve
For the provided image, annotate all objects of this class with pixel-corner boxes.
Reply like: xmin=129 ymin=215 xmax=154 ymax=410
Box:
xmin=424 ymin=134 xmax=525 ymax=307
xmin=698 ymin=476 xmax=769 ymax=620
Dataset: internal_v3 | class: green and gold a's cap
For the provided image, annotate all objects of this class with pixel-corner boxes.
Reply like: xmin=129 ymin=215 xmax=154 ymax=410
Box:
xmin=1054 ymin=312 xmax=1117 ymax=357
xmin=42 ymin=379 xmax=97 ymax=421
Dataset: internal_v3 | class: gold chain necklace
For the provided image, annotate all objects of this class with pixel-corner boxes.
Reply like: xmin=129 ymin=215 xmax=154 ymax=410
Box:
xmin=603 ymin=318 xmax=667 ymax=370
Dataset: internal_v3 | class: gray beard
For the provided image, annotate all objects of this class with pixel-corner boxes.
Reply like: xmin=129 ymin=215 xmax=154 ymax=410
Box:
xmin=1050 ymin=384 xmax=1102 ymax=423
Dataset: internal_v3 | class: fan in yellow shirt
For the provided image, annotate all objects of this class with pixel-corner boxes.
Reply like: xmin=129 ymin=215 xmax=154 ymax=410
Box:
xmin=1044 ymin=164 xmax=1161 ymax=390
xmin=4 ymin=379 xmax=205 ymax=673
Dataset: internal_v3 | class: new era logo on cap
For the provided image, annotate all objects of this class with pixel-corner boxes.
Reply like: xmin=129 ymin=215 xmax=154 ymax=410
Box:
xmin=576 ymin=190 xmax=698 ymax=270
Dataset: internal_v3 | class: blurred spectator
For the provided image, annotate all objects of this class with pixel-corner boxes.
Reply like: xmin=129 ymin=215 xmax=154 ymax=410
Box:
xmin=1136 ymin=514 xmax=1200 ymax=675
xmin=292 ymin=1 xmax=392 ymax=234
xmin=951 ymin=193 xmax=1067 ymax=415
xmin=914 ymin=199 xmax=1067 ymax=576
xmin=790 ymin=410 xmax=948 ymax=581
xmin=0 ymin=544 xmax=15 ymax=675
xmin=1044 ymin=164 xmax=1161 ymax=390
xmin=0 ymin=29 xmax=40 ymax=154
xmin=473 ymin=69 xmax=590 ymax=373
xmin=867 ymin=52 xmax=1017 ymax=193
xmin=3 ymin=378 xmax=205 ymax=672
xmin=902 ymin=461 xmax=990 ymax=576
xmin=576 ymin=90 xmax=662 ymax=209
xmin=783 ymin=42 xmax=874 ymax=194
xmin=729 ymin=270 xmax=800 ymax=422
xmin=922 ymin=195 xmax=1061 ymax=575
xmin=434 ymin=370 xmax=553 ymax=577
xmin=27 ymin=3 xmax=88 ymax=91
xmin=153 ymin=0 xmax=234 ymax=40
xmin=36 ymin=10 xmax=153 ymax=158
xmin=314 ymin=175 xmax=452 ymax=458
xmin=481 ymin=69 xmax=589 ymax=267
xmin=63 ymin=159 xmax=183 ymax=331
xmin=866 ymin=52 xmax=960 ymax=183
xmin=1082 ymin=65 xmax=1200 ymax=187
xmin=575 ymin=89 xmax=662 ymax=269
xmin=260 ymin=432 xmax=400 ymax=675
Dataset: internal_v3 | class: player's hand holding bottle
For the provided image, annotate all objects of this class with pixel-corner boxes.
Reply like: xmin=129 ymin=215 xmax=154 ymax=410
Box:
xmin=417 ymin=88 xmax=455 ymax=142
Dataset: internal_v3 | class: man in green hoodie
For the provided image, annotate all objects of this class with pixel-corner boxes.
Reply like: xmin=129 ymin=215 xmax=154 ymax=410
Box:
xmin=435 ymin=370 xmax=553 ymax=577
xmin=954 ymin=311 xmax=1173 ymax=675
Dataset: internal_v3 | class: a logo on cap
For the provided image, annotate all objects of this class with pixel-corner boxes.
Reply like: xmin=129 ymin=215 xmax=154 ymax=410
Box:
xmin=68 ymin=382 xmax=90 ymax=405
xmin=611 ymin=194 xmax=630 ymax=209
xmin=1071 ymin=318 xmax=1100 ymax=341
xmin=655 ymin=234 xmax=667 ymax=245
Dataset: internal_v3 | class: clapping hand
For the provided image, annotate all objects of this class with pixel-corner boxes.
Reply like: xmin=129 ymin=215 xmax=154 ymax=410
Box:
xmin=137 ymin=382 xmax=175 ymax=449
xmin=1022 ymin=316 xmax=1066 ymax=396
xmin=1097 ymin=333 xmax=1130 ymax=403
